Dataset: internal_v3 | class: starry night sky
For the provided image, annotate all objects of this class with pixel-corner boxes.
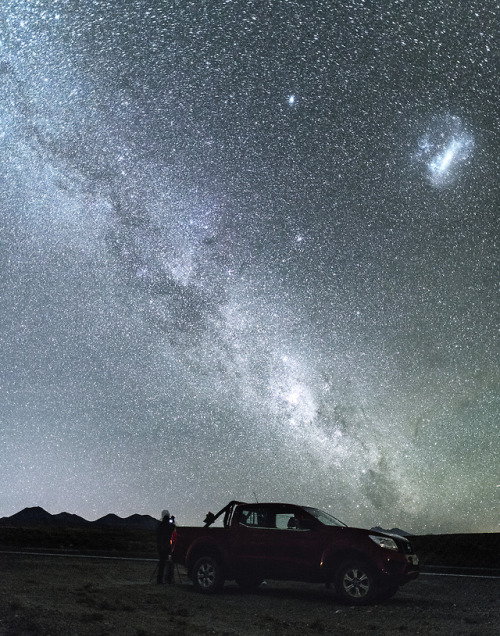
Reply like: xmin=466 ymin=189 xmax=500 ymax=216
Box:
xmin=1 ymin=1 xmax=498 ymax=534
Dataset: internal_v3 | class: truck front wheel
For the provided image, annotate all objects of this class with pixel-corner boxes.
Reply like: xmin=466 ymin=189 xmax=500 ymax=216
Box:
xmin=192 ymin=556 xmax=224 ymax=594
xmin=335 ymin=560 xmax=377 ymax=605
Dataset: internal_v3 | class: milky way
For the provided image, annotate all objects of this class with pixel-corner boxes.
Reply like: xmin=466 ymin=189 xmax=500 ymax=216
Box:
xmin=0 ymin=1 xmax=498 ymax=534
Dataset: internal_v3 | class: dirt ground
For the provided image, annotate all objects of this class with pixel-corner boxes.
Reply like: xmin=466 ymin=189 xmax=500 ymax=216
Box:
xmin=0 ymin=553 xmax=498 ymax=635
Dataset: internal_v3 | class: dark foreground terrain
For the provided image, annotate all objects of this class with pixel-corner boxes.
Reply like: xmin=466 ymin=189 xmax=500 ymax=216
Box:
xmin=0 ymin=553 xmax=498 ymax=635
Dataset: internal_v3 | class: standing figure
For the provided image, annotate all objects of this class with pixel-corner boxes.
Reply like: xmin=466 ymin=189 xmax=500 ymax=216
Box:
xmin=156 ymin=509 xmax=176 ymax=584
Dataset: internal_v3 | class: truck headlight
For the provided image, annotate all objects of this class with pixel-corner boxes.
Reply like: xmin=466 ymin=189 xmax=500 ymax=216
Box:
xmin=369 ymin=535 xmax=399 ymax=551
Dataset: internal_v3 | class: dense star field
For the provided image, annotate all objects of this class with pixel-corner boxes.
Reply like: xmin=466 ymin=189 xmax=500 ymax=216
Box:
xmin=0 ymin=1 xmax=498 ymax=534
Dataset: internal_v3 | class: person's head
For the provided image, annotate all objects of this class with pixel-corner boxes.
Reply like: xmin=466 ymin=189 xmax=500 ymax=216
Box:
xmin=161 ymin=509 xmax=170 ymax=520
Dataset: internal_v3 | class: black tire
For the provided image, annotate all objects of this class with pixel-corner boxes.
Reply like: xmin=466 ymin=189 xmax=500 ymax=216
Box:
xmin=335 ymin=561 xmax=377 ymax=605
xmin=192 ymin=556 xmax=224 ymax=594
xmin=235 ymin=575 xmax=263 ymax=592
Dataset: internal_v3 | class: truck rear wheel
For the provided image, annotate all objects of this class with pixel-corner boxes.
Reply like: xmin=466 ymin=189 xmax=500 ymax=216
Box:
xmin=335 ymin=560 xmax=377 ymax=605
xmin=192 ymin=556 xmax=224 ymax=594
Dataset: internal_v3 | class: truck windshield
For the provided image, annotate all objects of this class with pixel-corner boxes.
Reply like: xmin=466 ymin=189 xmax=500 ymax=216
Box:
xmin=303 ymin=507 xmax=347 ymax=527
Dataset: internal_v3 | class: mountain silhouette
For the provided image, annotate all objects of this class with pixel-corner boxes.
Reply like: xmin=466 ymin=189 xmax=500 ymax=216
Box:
xmin=0 ymin=507 xmax=158 ymax=530
xmin=93 ymin=513 xmax=158 ymax=530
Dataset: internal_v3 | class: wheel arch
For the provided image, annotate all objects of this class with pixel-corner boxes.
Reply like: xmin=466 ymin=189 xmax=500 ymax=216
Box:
xmin=321 ymin=548 xmax=380 ymax=582
xmin=186 ymin=540 xmax=230 ymax=579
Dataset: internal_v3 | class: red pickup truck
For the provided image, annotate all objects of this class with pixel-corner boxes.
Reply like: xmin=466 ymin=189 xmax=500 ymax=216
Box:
xmin=172 ymin=501 xmax=419 ymax=605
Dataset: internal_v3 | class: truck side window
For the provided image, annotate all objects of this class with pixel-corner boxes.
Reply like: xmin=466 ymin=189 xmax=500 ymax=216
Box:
xmin=239 ymin=507 xmax=276 ymax=528
xmin=276 ymin=513 xmax=302 ymax=530
xmin=240 ymin=510 xmax=259 ymax=526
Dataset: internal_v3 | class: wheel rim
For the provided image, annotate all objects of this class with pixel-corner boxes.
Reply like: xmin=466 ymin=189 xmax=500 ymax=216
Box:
xmin=197 ymin=561 xmax=216 ymax=588
xmin=342 ymin=567 xmax=370 ymax=598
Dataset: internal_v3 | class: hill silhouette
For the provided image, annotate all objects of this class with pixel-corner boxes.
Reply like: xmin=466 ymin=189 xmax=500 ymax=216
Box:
xmin=0 ymin=507 xmax=158 ymax=531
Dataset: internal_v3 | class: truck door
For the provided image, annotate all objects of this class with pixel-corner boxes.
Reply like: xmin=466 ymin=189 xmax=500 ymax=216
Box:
xmin=229 ymin=505 xmax=322 ymax=581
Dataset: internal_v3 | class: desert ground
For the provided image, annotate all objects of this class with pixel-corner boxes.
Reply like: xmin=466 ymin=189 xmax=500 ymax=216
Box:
xmin=0 ymin=553 xmax=498 ymax=635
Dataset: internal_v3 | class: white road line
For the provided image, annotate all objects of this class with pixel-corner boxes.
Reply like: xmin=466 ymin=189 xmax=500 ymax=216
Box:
xmin=0 ymin=550 xmax=156 ymax=562
xmin=421 ymin=572 xmax=500 ymax=580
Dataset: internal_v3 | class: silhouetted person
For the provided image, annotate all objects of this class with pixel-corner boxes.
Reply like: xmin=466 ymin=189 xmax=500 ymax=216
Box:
xmin=156 ymin=509 xmax=176 ymax=584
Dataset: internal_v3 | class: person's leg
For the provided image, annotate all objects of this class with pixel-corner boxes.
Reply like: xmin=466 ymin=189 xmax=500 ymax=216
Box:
xmin=157 ymin=553 xmax=166 ymax=583
xmin=166 ymin=558 xmax=173 ymax=583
